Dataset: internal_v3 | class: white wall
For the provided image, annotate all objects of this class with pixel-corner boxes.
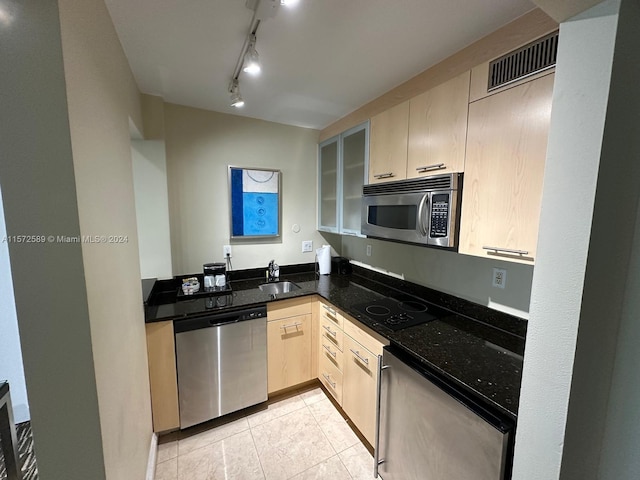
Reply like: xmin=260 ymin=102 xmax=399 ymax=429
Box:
xmin=58 ymin=0 xmax=154 ymax=478
xmin=342 ymin=236 xmax=533 ymax=318
xmin=0 ymin=186 xmax=29 ymax=423
xmin=513 ymin=1 xmax=640 ymax=478
xmin=0 ymin=1 xmax=106 ymax=477
xmin=132 ymin=140 xmax=173 ymax=279
xmin=163 ymin=103 xmax=327 ymax=274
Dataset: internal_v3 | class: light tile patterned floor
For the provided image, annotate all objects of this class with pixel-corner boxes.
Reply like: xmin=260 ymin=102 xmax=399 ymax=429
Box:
xmin=155 ymin=386 xmax=379 ymax=480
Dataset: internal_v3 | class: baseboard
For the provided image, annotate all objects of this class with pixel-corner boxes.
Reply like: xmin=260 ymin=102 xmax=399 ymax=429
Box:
xmin=146 ymin=432 xmax=158 ymax=480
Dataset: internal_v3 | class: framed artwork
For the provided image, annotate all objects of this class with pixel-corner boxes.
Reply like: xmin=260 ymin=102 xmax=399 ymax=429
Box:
xmin=229 ymin=166 xmax=281 ymax=238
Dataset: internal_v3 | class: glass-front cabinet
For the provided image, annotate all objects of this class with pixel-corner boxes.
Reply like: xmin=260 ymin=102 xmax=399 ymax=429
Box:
xmin=318 ymin=122 xmax=369 ymax=235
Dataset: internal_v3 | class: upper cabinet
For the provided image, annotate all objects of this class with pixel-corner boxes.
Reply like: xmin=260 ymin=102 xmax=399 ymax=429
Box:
xmin=318 ymin=138 xmax=339 ymax=232
xmin=368 ymin=72 xmax=471 ymax=184
xmin=368 ymin=101 xmax=409 ymax=183
xmin=318 ymin=122 xmax=369 ymax=235
xmin=459 ymin=73 xmax=555 ymax=264
xmin=407 ymin=71 xmax=470 ymax=177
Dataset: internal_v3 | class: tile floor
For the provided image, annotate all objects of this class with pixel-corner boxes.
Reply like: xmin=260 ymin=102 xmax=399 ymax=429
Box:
xmin=155 ymin=385 xmax=379 ymax=480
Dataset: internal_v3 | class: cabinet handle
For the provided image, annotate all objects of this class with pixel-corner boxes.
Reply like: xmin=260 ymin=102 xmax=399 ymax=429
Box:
xmin=482 ymin=246 xmax=529 ymax=256
xmin=416 ymin=163 xmax=445 ymax=173
xmin=280 ymin=322 xmax=302 ymax=330
xmin=374 ymin=356 xmax=390 ymax=478
xmin=322 ymin=373 xmax=336 ymax=389
xmin=323 ymin=343 xmax=337 ymax=358
xmin=350 ymin=348 xmax=369 ymax=365
xmin=323 ymin=325 xmax=337 ymax=337
xmin=373 ymin=172 xmax=395 ymax=179
xmin=322 ymin=304 xmax=336 ymax=316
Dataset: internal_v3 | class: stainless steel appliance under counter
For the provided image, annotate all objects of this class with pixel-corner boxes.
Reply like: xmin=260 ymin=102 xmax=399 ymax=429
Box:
xmin=376 ymin=346 xmax=514 ymax=480
xmin=174 ymin=305 xmax=268 ymax=429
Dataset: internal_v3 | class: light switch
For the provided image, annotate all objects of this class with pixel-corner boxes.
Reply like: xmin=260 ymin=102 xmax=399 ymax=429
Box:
xmin=302 ymin=240 xmax=313 ymax=253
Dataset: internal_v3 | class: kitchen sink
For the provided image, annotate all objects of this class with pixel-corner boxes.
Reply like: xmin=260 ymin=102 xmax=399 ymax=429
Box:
xmin=259 ymin=281 xmax=301 ymax=295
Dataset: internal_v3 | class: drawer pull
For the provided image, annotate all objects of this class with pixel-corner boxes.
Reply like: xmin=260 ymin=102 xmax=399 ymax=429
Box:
xmin=322 ymin=304 xmax=336 ymax=316
xmin=323 ymin=325 xmax=337 ymax=337
xmin=416 ymin=163 xmax=445 ymax=173
xmin=280 ymin=322 xmax=302 ymax=330
xmin=350 ymin=348 xmax=369 ymax=365
xmin=322 ymin=373 xmax=336 ymax=389
xmin=323 ymin=343 xmax=337 ymax=358
xmin=374 ymin=172 xmax=395 ymax=179
xmin=482 ymin=246 xmax=529 ymax=256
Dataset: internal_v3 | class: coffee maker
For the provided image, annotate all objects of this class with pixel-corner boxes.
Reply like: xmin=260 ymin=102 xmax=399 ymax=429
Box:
xmin=203 ymin=262 xmax=226 ymax=290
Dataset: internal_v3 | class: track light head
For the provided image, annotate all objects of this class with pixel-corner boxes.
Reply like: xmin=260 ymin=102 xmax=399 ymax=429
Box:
xmin=229 ymin=80 xmax=245 ymax=108
xmin=242 ymin=36 xmax=261 ymax=75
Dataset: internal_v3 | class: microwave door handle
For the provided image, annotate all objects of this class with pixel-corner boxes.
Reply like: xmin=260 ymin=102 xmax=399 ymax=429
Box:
xmin=417 ymin=193 xmax=429 ymax=237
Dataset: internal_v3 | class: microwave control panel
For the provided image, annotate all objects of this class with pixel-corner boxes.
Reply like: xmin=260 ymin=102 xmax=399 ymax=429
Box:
xmin=430 ymin=194 xmax=450 ymax=238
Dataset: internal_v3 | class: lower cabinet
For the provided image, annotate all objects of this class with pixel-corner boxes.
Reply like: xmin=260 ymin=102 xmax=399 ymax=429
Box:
xmin=317 ymin=298 xmax=388 ymax=445
xmin=145 ymin=321 xmax=180 ymax=432
xmin=267 ymin=297 xmax=313 ymax=394
xmin=342 ymin=335 xmax=380 ymax=445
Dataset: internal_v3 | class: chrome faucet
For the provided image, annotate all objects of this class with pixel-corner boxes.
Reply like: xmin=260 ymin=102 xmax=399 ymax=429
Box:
xmin=267 ymin=259 xmax=279 ymax=282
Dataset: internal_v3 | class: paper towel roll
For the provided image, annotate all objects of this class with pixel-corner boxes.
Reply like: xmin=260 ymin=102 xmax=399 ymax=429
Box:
xmin=316 ymin=245 xmax=331 ymax=275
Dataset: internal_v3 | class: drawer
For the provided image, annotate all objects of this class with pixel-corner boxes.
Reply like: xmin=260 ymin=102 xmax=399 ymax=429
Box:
xmin=267 ymin=296 xmax=312 ymax=321
xmin=344 ymin=336 xmax=377 ymax=376
xmin=319 ymin=301 xmax=343 ymax=328
xmin=319 ymin=352 xmax=343 ymax=404
xmin=343 ymin=314 xmax=388 ymax=356
xmin=320 ymin=337 xmax=343 ymax=372
xmin=320 ymin=317 xmax=344 ymax=352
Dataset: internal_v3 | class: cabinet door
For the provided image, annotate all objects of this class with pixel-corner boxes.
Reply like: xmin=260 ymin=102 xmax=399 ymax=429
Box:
xmin=267 ymin=314 xmax=312 ymax=393
xmin=459 ymin=74 xmax=554 ymax=264
xmin=146 ymin=321 xmax=179 ymax=432
xmin=369 ymin=101 xmax=409 ymax=183
xmin=318 ymin=137 xmax=339 ymax=232
xmin=407 ymin=71 xmax=470 ymax=177
xmin=341 ymin=123 xmax=369 ymax=234
xmin=342 ymin=335 xmax=378 ymax=445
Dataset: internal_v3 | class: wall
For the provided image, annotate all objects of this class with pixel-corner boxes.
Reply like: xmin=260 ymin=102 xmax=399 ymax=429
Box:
xmin=343 ymin=236 xmax=533 ymax=318
xmin=0 ymin=1 xmax=106 ymax=478
xmin=57 ymin=0 xmax=153 ymax=479
xmin=163 ymin=103 xmax=326 ymax=274
xmin=513 ymin=1 xmax=640 ymax=478
xmin=0 ymin=186 xmax=29 ymax=423
xmin=132 ymin=140 xmax=173 ymax=279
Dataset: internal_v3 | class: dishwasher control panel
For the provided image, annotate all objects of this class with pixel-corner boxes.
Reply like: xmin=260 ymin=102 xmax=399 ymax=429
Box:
xmin=174 ymin=305 xmax=267 ymax=333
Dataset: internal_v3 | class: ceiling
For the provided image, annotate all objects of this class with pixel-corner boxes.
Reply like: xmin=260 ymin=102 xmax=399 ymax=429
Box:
xmin=105 ymin=0 xmax=535 ymax=130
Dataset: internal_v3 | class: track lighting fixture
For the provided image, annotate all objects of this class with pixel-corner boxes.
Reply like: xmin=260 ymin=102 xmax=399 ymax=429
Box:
xmin=242 ymin=35 xmax=261 ymax=75
xmin=229 ymin=80 xmax=244 ymax=108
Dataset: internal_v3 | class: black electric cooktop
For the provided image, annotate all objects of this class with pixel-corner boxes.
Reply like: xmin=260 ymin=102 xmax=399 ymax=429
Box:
xmin=351 ymin=296 xmax=445 ymax=331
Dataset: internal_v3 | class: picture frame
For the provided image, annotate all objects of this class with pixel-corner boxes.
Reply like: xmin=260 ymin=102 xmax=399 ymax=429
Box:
xmin=228 ymin=166 xmax=282 ymax=239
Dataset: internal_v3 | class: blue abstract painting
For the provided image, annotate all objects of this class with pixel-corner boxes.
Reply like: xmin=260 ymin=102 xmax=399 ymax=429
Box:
xmin=230 ymin=167 xmax=280 ymax=237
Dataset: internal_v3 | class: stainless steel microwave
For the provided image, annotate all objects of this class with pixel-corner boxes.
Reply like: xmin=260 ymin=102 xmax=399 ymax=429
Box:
xmin=361 ymin=173 xmax=462 ymax=249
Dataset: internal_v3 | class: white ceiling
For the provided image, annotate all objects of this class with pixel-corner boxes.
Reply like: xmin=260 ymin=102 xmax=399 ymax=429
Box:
xmin=105 ymin=0 xmax=535 ymax=130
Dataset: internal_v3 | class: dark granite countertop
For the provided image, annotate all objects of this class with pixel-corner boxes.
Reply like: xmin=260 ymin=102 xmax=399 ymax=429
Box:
xmin=144 ymin=264 xmax=525 ymax=420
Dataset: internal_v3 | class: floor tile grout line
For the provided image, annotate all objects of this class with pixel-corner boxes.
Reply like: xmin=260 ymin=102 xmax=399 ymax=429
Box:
xmin=247 ymin=426 xmax=268 ymax=480
xmin=176 ymin=419 xmax=250 ymax=458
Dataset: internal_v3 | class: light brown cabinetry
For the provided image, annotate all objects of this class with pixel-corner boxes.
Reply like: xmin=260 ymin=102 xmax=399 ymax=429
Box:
xmin=316 ymin=298 xmax=389 ymax=445
xmin=145 ymin=321 xmax=179 ymax=432
xmin=369 ymin=101 xmax=410 ymax=183
xmin=342 ymin=332 xmax=383 ymax=445
xmin=459 ymin=73 xmax=554 ymax=264
xmin=267 ymin=297 xmax=313 ymax=394
xmin=407 ymin=71 xmax=471 ymax=177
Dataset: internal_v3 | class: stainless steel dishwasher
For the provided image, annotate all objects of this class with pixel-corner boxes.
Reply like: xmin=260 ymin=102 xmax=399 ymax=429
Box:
xmin=174 ymin=305 xmax=267 ymax=429
xmin=375 ymin=346 xmax=515 ymax=480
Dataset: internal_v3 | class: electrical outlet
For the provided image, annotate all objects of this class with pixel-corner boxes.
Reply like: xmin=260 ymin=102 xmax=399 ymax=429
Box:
xmin=223 ymin=245 xmax=232 ymax=258
xmin=366 ymin=244 xmax=372 ymax=257
xmin=302 ymin=240 xmax=313 ymax=253
xmin=492 ymin=268 xmax=507 ymax=289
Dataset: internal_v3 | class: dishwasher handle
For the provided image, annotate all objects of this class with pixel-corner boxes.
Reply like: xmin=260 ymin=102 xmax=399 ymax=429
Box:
xmin=174 ymin=305 xmax=267 ymax=333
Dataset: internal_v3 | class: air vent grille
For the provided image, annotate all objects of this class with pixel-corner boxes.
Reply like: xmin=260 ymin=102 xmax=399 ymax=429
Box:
xmin=488 ymin=31 xmax=559 ymax=91
xmin=363 ymin=174 xmax=459 ymax=195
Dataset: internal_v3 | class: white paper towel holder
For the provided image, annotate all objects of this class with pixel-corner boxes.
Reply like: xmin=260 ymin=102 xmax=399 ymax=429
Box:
xmin=316 ymin=245 xmax=331 ymax=275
